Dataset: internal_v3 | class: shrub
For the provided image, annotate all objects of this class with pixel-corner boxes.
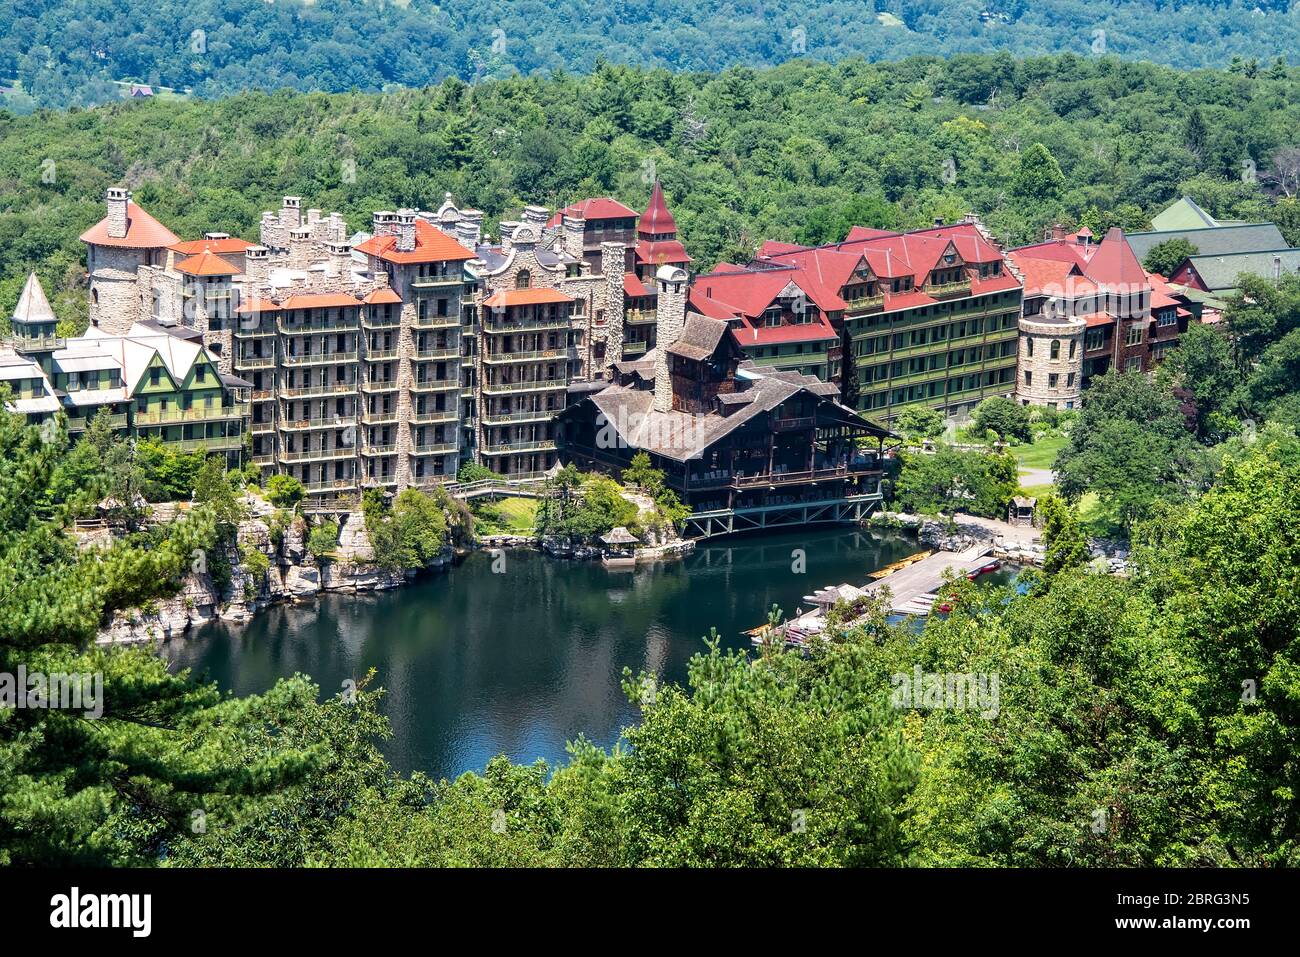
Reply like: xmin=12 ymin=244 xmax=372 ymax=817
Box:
xmin=307 ymin=519 xmax=340 ymax=560
xmin=266 ymin=474 xmax=306 ymax=508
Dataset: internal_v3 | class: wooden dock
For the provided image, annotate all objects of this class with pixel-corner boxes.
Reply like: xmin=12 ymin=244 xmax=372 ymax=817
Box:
xmin=862 ymin=542 xmax=995 ymax=616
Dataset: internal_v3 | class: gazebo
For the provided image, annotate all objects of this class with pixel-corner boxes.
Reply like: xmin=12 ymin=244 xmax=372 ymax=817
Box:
xmin=1008 ymin=496 xmax=1037 ymax=527
xmin=599 ymin=526 xmax=638 ymax=566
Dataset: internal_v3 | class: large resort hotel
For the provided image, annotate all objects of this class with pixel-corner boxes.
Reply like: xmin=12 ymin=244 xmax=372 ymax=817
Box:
xmin=0 ymin=182 xmax=1204 ymax=528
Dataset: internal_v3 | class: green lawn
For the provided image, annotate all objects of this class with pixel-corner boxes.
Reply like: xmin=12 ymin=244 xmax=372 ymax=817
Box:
xmin=1012 ymin=432 xmax=1068 ymax=470
xmin=472 ymin=496 xmax=538 ymax=536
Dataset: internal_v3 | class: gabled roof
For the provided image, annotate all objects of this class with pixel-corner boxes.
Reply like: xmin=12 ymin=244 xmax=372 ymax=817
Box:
xmin=624 ymin=273 xmax=653 ymax=298
xmin=80 ymin=200 xmax=179 ymax=249
xmin=1181 ymin=249 xmax=1300 ymax=291
xmin=482 ymin=288 xmax=573 ymax=308
xmin=666 ymin=313 xmax=732 ymax=362
xmin=1125 ymin=223 xmax=1288 ymax=262
xmin=12 ymin=273 xmax=55 ymax=325
xmin=362 ymin=288 xmax=403 ymax=305
xmin=1150 ymin=196 xmax=1219 ymax=231
xmin=638 ymin=181 xmax=677 ymax=237
xmin=175 ymin=250 xmax=238 ymax=276
xmin=355 ymin=219 xmax=475 ymax=264
xmin=545 ymin=197 xmax=639 ymax=228
xmin=169 ymin=237 xmax=254 ymax=256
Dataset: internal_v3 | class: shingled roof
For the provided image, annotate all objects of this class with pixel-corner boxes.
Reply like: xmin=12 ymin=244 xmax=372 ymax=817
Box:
xmin=12 ymin=273 xmax=55 ymax=325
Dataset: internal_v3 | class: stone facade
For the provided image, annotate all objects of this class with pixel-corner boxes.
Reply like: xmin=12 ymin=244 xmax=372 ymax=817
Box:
xmin=76 ymin=185 xmax=693 ymax=494
xmin=1015 ymin=314 xmax=1085 ymax=409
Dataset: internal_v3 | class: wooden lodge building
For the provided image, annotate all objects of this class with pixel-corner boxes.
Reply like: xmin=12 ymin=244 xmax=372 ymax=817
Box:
xmin=557 ymin=312 xmax=894 ymax=538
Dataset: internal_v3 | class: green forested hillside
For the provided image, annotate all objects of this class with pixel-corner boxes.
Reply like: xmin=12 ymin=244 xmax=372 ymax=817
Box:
xmin=1 ymin=0 xmax=1299 ymax=111
xmin=4 ymin=55 xmax=1300 ymax=329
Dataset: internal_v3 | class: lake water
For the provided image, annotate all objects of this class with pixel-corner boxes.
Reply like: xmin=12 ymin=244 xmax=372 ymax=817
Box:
xmin=165 ymin=527 xmax=919 ymax=779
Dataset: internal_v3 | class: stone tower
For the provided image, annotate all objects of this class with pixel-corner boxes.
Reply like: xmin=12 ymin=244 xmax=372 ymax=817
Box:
xmin=653 ymin=265 xmax=689 ymax=413
xmin=601 ymin=241 xmax=626 ymax=373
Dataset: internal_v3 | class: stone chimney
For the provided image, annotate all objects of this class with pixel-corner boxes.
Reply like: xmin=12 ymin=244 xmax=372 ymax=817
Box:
xmin=602 ymin=242 xmax=626 ymax=372
xmin=498 ymin=221 xmax=521 ymax=252
xmin=653 ymin=265 xmax=688 ymax=413
xmin=455 ymin=210 xmax=483 ymax=249
xmin=204 ymin=231 xmax=230 ymax=241
xmin=562 ymin=215 xmax=586 ymax=260
xmin=327 ymin=212 xmax=346 ymax=243
xmin=522 ymin=205 xmax=549 ymax=230
xmin=243 ymin=245 xmax=271 ymax=292
xmin=306 ymin=208 xmax=322 ymax=227
xmin=395 ymin=209 xmax=417 ymax=253
xmin=372 ymin=211 xmax=397 ymax=238
xmin=326 ymin=240 xmax=353 ymax=280
xmin=106 ymin=187 xmax=130 ymax=240
xmin=287 ymin=226 xmax=313 ymax=269
xmin=281 ymin=196 xmax=302 ymax=229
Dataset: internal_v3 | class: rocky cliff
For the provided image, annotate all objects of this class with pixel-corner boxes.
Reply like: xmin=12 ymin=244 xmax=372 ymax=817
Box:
xmin=97 ymin=496 xmax=443 ymax=645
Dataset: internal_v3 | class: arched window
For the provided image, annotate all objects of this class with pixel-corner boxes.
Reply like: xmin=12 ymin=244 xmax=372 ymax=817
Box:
xmin=1050 ymin=339 xmax=1060 ymax=360
xmin=515 ymin=270 xmax=531 ymax=289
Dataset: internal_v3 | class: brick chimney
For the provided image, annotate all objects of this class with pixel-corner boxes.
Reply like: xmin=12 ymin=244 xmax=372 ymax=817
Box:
xmin=653 ymin=265 xmax=688 ymax=413
xmin=106 ymin=187 xmax=130 ymax=240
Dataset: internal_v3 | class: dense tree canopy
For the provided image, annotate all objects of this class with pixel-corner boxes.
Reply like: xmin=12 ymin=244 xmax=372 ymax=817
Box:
xmin=6 ymin=54 xmax=1300 ymax=330
xmin=3 ymin=0 xmax=1300 ymax=112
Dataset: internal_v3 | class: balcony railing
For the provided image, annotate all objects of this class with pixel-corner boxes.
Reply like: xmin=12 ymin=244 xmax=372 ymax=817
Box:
xmin=482 ymin=438 xmax=556 ymax=454
xmin=361 ymin=314 xmax=402 ymax=330
xmin=410 ymin=378 xmax=459 ymax=392
xmin=926 ymin=279 xmax=973 ymax=301
xmin=622 ymin=340 xmax=648 ymax=356
xmin=160 ymin=434 xmax=244 ymax=453
xmin=363 ymin=348 xmax=399 ymax=362
xmin=283 ymin=351 xmax=358 ymax=366
xmin=134 ymin=403 xmax=250 ymax=425
xmin=625 ymin=309 xmax=657 ymax=326
xmin=68 ymin=412 xmax=128 ymax=431
xmin=362 ymin=409 xmax=400 ymax=425
xmin=481 ymin=408 xmax=559 ymax=425
xmin=282 ymin=382 xmax=357 ymax=399
xmin=11 ymin=334 xmax=66 ymax=351
xmin=683 ymin=461 xmax=882 ymax=490
xmin=281 ymin=414 xmax=357 ymax=432
xmin=361 ymin=379 xmax=401 ymax=393
xmin=481 ymin=347 xmax=573 ymax=365
xmin=411 ymin=441 xmax=459 ymax=455
xmin=483 ymin=314 xmax=570 ymax=332
xmin=237 ymin=355 xmax=276 ymax=370
xmin=277 ymin=315 xmax=360 ymax=334
xmin=251 ymin=420 xmax=276 ymax=435
xmin=411 ymin=274 xmax=463 ymax=289
xmin=481 ymin=379 xmax=567 ymax=395
xmin=412 ymin=409 xmax=459 ymax=424
xmin=413 ymin=314 xmax=461 ymax=329
xmin=234 ymin=324 xmax=276 ymax=339
xmin=303 ymin=479 xmax=359 ymax=493
xmin=279 ymin=446 xmax=356 ymax=463
xmin=844 ymin=293 xmax=885 ymax=315
xmin=361 ymin=444 xmax=399 ymax=457
xmin=415 ymin=346 xmax=460 ymax=361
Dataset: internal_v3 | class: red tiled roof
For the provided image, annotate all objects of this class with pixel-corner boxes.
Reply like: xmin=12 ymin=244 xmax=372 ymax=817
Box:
xmin=170 ymin=237 xmax=253 ymax=255
xmin=355 ymin=220 xmax=474 ymax=264
xmin=690 ymin=266 xmax=841 ymax=348
xmin=1085 ymin=227 xmax=1148 ymax=289
xmin=236 ymin=297 xmax=280 ymax=314
xmin=1082 ymin=312 xmax=1115 ymax=327
xmin=757 ymin=240 xmax=810 ymax=257
xmin=545 ymin=197 xmax=640 ymax=228
xmin=483 ymin=288 xmax=573 ymax=308
xmin=624 ymin=273 xmax=653 ymax=298
xmin=175 ymin=251 xmax=238 ymax=276
xmin=638 ymin=181 xmax=677 ymax=237
xmin=80 ymin=201 xmax=179 ymax=249
xmin=730 ymin=322 xmax=837 ymax=346
xmin=635 ymin=239 xmax=692 ymax=265
xmin=843 ymin=226 xmax=899 ymax=242
xmin=362 ymin=288 xmax=403 ymax=305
